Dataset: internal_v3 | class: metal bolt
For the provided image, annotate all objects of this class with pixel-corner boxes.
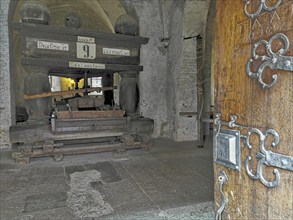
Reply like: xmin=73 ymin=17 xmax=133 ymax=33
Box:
xmin=285 ymin=60 xmax=291 ymax=67
xmin=272 ymin=57 xmax=277 ymax=64
xmin=281 ymin=159 xmax=288 ymax=166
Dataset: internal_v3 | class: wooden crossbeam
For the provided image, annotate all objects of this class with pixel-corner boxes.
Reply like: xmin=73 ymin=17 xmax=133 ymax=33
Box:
xmin=24 ymin=86 xmax=116 ymax=100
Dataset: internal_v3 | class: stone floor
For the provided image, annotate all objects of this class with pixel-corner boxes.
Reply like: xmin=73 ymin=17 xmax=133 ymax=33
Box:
xmin=0 ymin=138 xmax=214 ymax=220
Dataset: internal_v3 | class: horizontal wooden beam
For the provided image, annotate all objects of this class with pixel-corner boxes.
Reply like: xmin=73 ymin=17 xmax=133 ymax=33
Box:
xmin=56 ymin=110 xmax=125 ymax=119
xmin=24 ymin=86 xmax=115 ymax=100
xmin=21 ymin=58 xmax=143 ymax=72
xmin=12 ymin=22 xmax=149 ymax=46
xmin=12 ymin=143 xmax=145 ymax=162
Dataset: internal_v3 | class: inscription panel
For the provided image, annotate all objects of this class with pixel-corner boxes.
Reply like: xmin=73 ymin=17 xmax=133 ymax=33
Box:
xmin=102 ymin=48 xmax=130 ymax=56
xmin=37 ymin=40 xmax=69 ymax=51
xmin=77 ymin=36 xmax=95 ymax=43
xmin=234 ymin=1 xmax=293 ymax=49
xmin=69 ymin=61 xmax=105 ymax=69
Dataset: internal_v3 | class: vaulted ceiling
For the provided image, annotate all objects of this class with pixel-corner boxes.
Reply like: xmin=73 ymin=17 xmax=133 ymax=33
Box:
xmin=13 ymin=0 xmax=127 ymax=32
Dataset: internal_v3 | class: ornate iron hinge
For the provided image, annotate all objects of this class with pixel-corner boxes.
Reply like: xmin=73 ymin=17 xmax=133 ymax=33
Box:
xmin=213 ymin=114 xmax=293 ymax=188
xmin=246 ymin=33 xmax=293 ymax=89
xmin=243 ymin=0 xmax=283 ymax=19
xmin=216 ymin=171 xmax=228 ymax=220
xmin=245 ymin=128 xmax=293 ymax=187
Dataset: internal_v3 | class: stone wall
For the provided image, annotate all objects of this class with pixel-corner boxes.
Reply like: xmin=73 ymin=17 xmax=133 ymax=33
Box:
xmin=166 ymin=0 xmax=185 ymax=141
xmin=0 ymin=0 xmax=13 ymax=148
xmin=122 ymin=0 xmax=210 ymax=141
xmin=122 ymin=0 xmax=169 ymax=138
xmin=166 ymin=0 xmax=210 ymax=141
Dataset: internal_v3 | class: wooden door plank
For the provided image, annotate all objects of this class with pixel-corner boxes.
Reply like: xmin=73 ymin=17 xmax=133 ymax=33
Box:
xmin=266 ymin=28 xmax=293 ymax=220
xmin=213 ymin=1 xmax=253 ymax=219
xmin=213 ymin=0 xmax=293 ymax=219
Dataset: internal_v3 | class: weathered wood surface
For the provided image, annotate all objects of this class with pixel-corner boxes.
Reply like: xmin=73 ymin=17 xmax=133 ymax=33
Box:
xmin=213 ymin=0 xmax=292 ymax=219
xmin=21 ymin=57 xmax=144 ymax=72
xmin=12 ymin=22 xmax=149 ymax=46
xmin=54 ymin=117 xmax=127 ymax=132
xmin=10 ymin=123 xmax=126 ymax=143
xmin=56 ymin=110 xmax=125 ymax=119
xmin=12 ymin=142 xmax=146 ymax=164
xmin=12 ymin=22 xmax=147 ymax=66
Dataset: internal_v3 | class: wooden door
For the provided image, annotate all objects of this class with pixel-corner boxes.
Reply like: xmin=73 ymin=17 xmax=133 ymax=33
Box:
xmin=213 ymin=0 xmax=292 ymax=219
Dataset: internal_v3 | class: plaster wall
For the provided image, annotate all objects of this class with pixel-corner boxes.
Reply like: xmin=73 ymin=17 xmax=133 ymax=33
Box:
xmin=0 ymin=0 xmax=13 ymax=148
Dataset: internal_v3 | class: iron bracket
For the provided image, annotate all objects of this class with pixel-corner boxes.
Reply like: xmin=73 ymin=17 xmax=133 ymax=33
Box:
xmin=216 ymin=171 xmax=228 ymax=220
xmin=214 ymin=113 xmax=293 ymax=188
xmin=246 ymin=33 xmax=293 ymax=89
xmin=243 ymin=0 xmax=283 ymax=19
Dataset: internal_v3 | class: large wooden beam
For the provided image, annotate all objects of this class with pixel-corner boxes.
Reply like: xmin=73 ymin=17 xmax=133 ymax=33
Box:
xmin=55 ymin=110 xmax=125 ymax=119
xmin=11 ymin=22 xmax=149 ymax=47
xmin=21 ymin=57 xmax=144 ymax=72
xmin=12 ymin=142 xmax=146 ymax=164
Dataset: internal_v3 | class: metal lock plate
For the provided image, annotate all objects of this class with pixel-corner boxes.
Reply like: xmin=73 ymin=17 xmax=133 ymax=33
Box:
xmin=214 ymin=129 xmax=241 ymax=171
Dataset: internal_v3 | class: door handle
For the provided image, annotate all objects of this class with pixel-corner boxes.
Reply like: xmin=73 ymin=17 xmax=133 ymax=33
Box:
xmin=216 ymin=171 xmax=228 ymax=220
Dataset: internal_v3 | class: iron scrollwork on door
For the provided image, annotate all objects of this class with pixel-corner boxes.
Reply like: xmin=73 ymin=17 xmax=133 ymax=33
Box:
xmin=245 ymin=128 xmax=293 ymax=188
xmin=246 ymin=33 xmax=293 ymax=89
xmin=213 ymin=114 xmax=293 ymax=188
xmin=243 ymin=0 xmax=283 ymax=19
